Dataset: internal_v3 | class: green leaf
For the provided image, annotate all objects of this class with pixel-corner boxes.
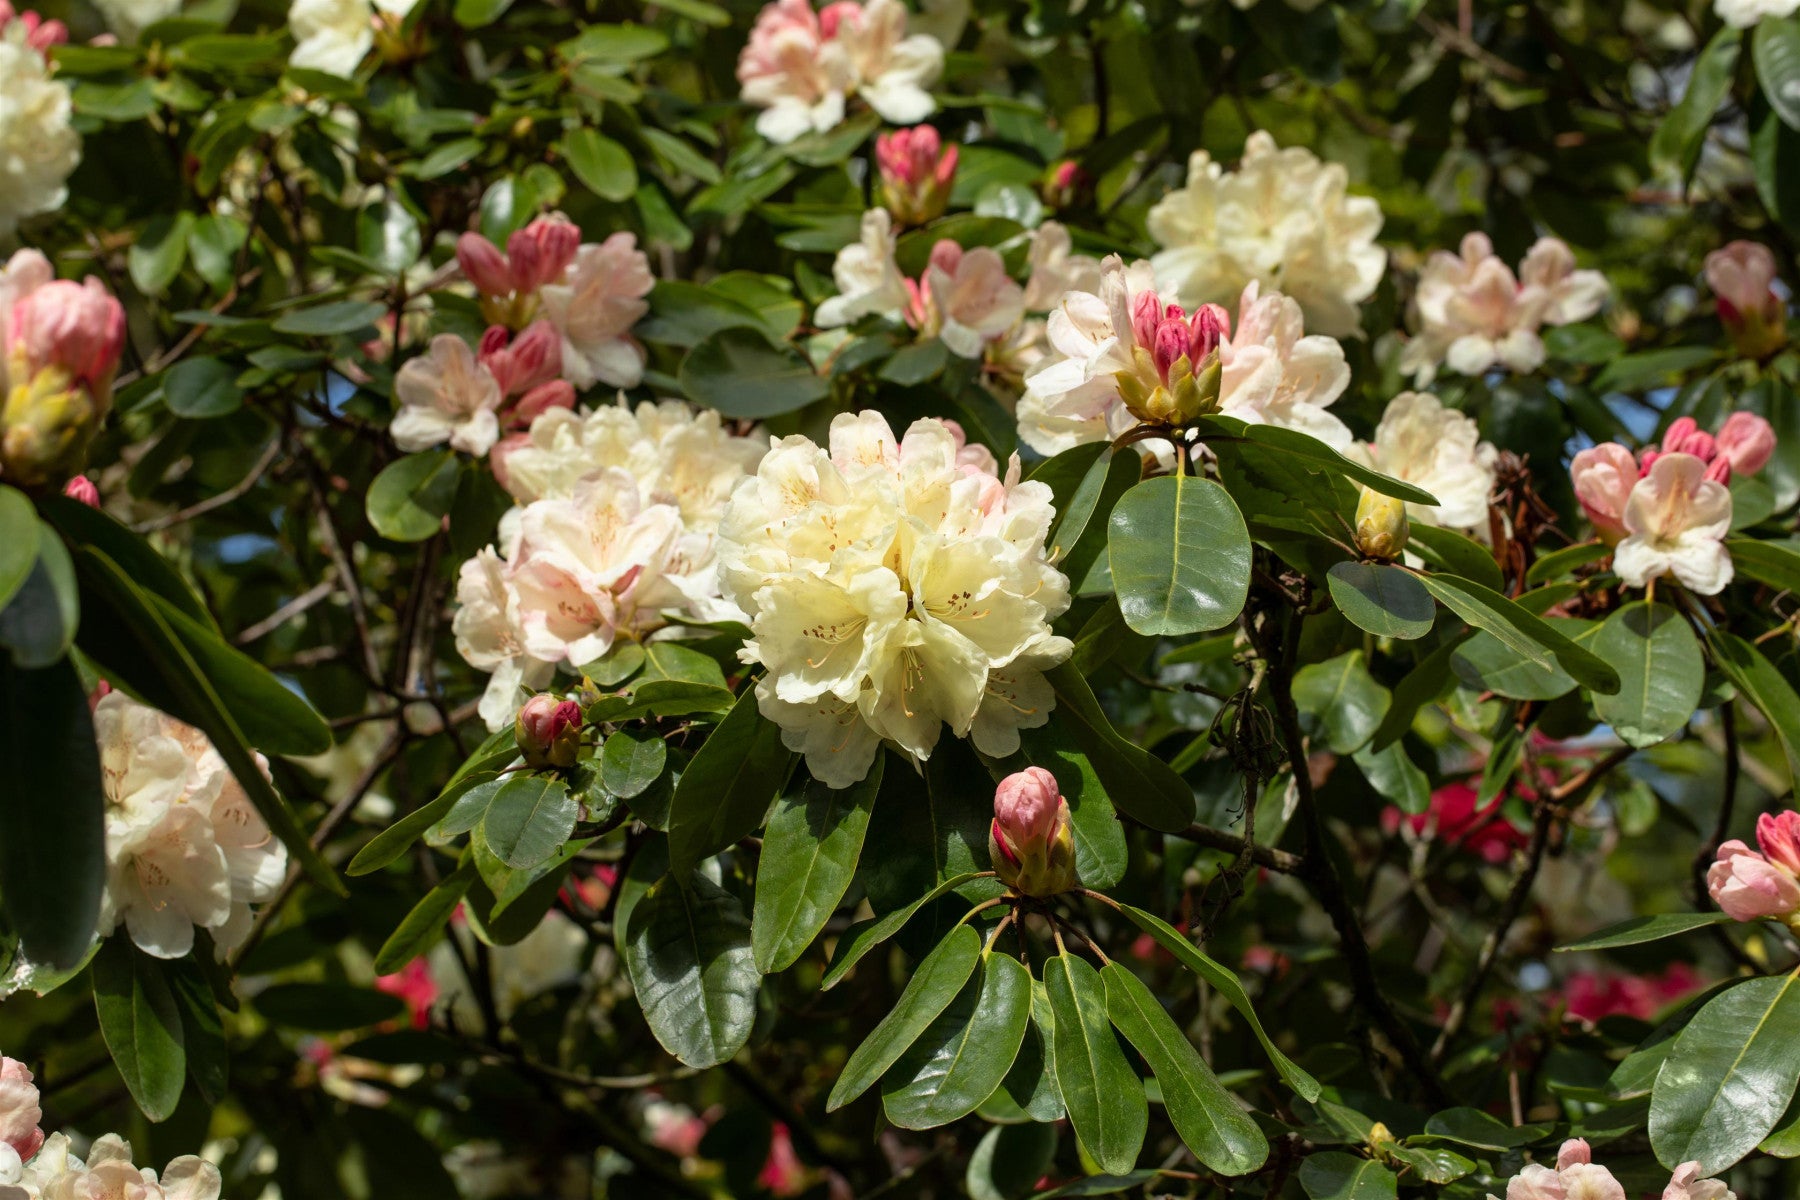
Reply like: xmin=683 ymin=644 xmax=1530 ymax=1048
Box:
xmin=882 ymin=953 xmax=1033 ymax=1129
xmin=367 ymin=450 xmax=461 ymax=542
xmin=821 ymin=871 xmax=983 ymax=990
xmin=1650 ymin=971 xmax=1800 ymax=1174
xmin=1102 ymin=962 xmax=1268 ymax=1176
xmin=129 ymin=213 xmax=195 ymax=295
xmin=562 ymin=129 xmax=638 ymax=202
xmin=1527 ymin=541 xmax=1611 ymax=585
xmin=1757 ymin=17 xmax=1800 ymax=130
xmin=255 ymin=982 xmax=406 ymax=1031
xmin=70 ymin=546 xmax=343 ymax=896
xmin=1326 ymin=562 xmax=1434 ymax=640
xmin=1293 ymin=650 xmax=1389 ymax=755
xmin=92 ymin=938 xmax=186 ymax=1122
xmin=1297 ymin=1152 xmax=1398 ymax=1200
xmin=1107 ymin=475 xmax=1251 ymax=637
xmin=599 ymin=728 xmax=666 ymax=799
xmin=1652 ymin=27 xmax=1741 ymax=181
xmin=1554 ymin=911 xmax=1738 ymax=953
xmin=373 ymin=860 xmax=477 ymax=974
xmin=1117 ymin=903 xmax=1320 ymax=1101
xmin=1198 ymin=416 xmax=1438 ymax=506
xmin=1421 ymin=1107 xmax=1552 ymax=1150
xmin=1049 ymin=448 xmax=1139 ymax=592
xmin=828 ymin=923 xmax=982 ymax=1110
xmin=1706 ymin=628 xmax=1800 ymax=783
xmin=1417 ymin=573 xmax=1619 ymax=694
xmin=272 ymin=300 xmax=388 ymax=337
xmin=452 ymin=0 xmax=512 ymax=26
xmin=1352 ymin=741 xmax=1430 ymax=815
xmin=164 ymin=957 xmax=227 ymax=1103
xmin=1449 ymin=623 xmax=1586 ymax=701
xmin=480 ymin=775 xmax=578 ymax=870
xmin=0 ymin=657 xmax=105 ymax=969
xmin=1408 ymin=525 xmax=1504 ymax=593
xmin=0 ymin=522 xmax=77 ymax=669
xmin=0 ymin=486 xmax=38 ymax=616
xmin=39 ymin=495 xmax=210 ymax=627
xmin=1728 ymin=537 xmax=1800 ymax=593
xmin=967 ymin=1123 xmax=1058 ymax=1200
xmin=624 ymin=871 xmax=760 ymax=1069
xmin=753 ymin=760 xmax=882 ymax=974
xmin=357 ymin=196 xmax=423 ymax=275
xmin=161 ymin=355 xmax=244 ymax=419
xmin=1045 ymin=664 xmax=1193 ymax=833
xmin=1369 ymin=635 xmax=1464 ymax=752
xmin=667 ymin=686 xmax=793 ymax=874
xmin=679 ymin=327 xmax=829 ymax=419
xmin=1016 ymin=727 xmax=1127 ymax=890
xmin=559 ymin=22 xmax=669 ymax=61
xmin=1044 ymin=951 xmax=1146 ymax=1175
xmin=1591 ymin=602 xmax=1704 ymax=748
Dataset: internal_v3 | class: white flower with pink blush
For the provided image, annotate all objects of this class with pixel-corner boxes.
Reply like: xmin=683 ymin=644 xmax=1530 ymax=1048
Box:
xmin=736 ymin=0 xmax=942 ymax=144
xmin=537 ymin=232 xmax=654 ymax=391
xmin=1704 ymin=239 xmax=1787 ymax=358
xmin=390 ymin=333 xmax=505 ymax=456
xmin=1570 ymin=442 xmax=1640 ymax=544
xmin=1709 ymin=810 xmax=1800 ymax=926
xmin=1487 ymin=1139 xmax=1731 ymax=1200
xmin=1403 ymin=233 xmax=1608 ymax=385
xmin=1345 ymin=392 xmax=1496 ymax=534
xmin=2 ymin=1131 xmax=221 ymax=1200
xmin=1613 ymin=452 xmax=1733 ymax=593
xmin=815 ymin=208 xmax=909 ymax=329
xmin=905 ymin=241 xmax=1026 ymax=359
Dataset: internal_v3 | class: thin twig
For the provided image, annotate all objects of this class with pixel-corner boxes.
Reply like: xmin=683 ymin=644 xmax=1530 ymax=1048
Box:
xmin=134 ymin=437 xmax=282 ymax=533
xmin=1169 ymin=822 xmax=1305 ymax=875
xmin=235 ymin=578 xmax=336 ymax=645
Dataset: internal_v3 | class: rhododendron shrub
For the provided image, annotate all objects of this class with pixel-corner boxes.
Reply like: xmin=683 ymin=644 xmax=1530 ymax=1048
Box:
xmin=10 ymin=0 xmax=1800 ymax=1196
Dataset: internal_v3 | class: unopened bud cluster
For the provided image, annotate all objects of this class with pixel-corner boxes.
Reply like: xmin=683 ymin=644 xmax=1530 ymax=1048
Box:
xmin=1115 ymin=291 xmax=1226 ymax=427
xmin=515 ymin=693 xmax=583 ymax=770
xmin=989 ymin=767 xmax=1078 ymax=898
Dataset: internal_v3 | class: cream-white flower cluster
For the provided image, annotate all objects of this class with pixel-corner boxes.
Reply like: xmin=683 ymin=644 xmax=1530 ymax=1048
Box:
xmin=1346 ymin=391 xmax=1498 ymax=536
xmin=1017 ymin=256 xmax=1353 ymax=455
xmin=715 ymin=411 xmax=1071 ymax=788
xmin=0 ymin=19 xmax=79 ymax=239
xmin=1715 ymin=0 xmax=1798 ymax=27
xmin=1147 ymin=131 xmax=1385 ymax=338
xmin=1402 ymin=232 xmax=1608 ymax=385
xmin=287 ymin=0 xmax=417 ymax=77
xmin=455 ymin=399 xmax=768 ymax=730
xmin=94 ymin=690 xmax=289 ymax=960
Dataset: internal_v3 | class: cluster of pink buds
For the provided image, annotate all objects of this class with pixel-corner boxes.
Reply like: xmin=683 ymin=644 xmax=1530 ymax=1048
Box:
xmin=515 ymin=693 xmax=584 ymax=771
xmin=1572 ymin=411 xmax=1775 ymax=544
xmin=989 ymin=767 xmax=1077 ymax=898
xmin=876 ymin=125 xmax=956 ymax=226
xmin=1704 ymin=240 xmax=1787 ymax=360
xmin=0 ymin=0 xmax=67 ymax=51
xmin=1116 ymin=289 xmax=1227 ymax=426
xmin=0 ymin=250 xmax=128 ymax=490
xmin=457 ymin=215 xmax=581 ymax=330
xmin=1709 ymin=809 xmax=1800 ymax=929
xmin=478 ymin=321 xmax=573 ymax=428
xmin=1043 ymin=160 xmax=1090 ymax=209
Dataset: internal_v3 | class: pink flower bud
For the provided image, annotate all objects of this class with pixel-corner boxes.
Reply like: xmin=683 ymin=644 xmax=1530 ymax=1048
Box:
xmin=927 ymin=239 xmax=962 ymax=276
xmin=1152 ymin=319 xmax=1188 ymax=384
xmin=1708 ymin=840 xmax=1800 ymax=923
xmin=1555 ymin=1139 xmax=1592 ymax=1170
xmin=510 ymin=380 xmax=576 ymax=428
xmin=876 ymin=126 xmax=939 ymax=188
xmin=456 ymin=232 xmax=515 ymax=298
xmin=61 ymin=474 xmax=98 ymax=506
xmin=817 ymin=0 xmax=859 ymax=39
xmin=989 ymin=766 xmax=1077 ymax=897
xmin=1759 ymin=810 xmax=1800 ymax=875
xmin=507 ymin=215 xmax=581 ymax=294
xmin=489 ymin=431 xmax=530 ymax=492
xmin=1130 ymin=290 xmax=1164 ymax=355
xmin=515 ymin=693 xmax=583 ymax=770
xmin=1570 ymin=443 xmax=1640 ymax=544
xmin=1189 ymin=303 xmax=1228 ymax=363
xmin=479 ymin=320 xmax=561 ymax=397
xmin=1717 ymin=411 xmax=1776 ymax=477
xmin=1704 ymin=455 xmax=1732 ymax=486
xmin=10 ymin=278 xmax=126 ymax=394
xmin=1662 ymin=420 xmax=1716 ymax=464
xmin=0 ymin=1057 xmax=44 ymax=1165
xmin=1705 ymin=241 xmax=1787 ymax=359
xmin=1664 ymin=1162 xmax=1733 ymax=1200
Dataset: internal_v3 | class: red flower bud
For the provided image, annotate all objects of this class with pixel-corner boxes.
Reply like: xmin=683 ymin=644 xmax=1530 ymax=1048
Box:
xmin=515 ymin=693 xmax=583 ymax=770
xmin=456 ymin=232 xmax=515 ymax=298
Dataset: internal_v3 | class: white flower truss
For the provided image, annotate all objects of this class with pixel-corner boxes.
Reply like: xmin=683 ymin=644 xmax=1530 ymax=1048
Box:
xmin=715 ymin=411 xmax=1072 ymax=788
xmin=1345 ymin=391 xmax=1499 ymax=534
xmin=0 ymin=21 xmax=79 ymax=239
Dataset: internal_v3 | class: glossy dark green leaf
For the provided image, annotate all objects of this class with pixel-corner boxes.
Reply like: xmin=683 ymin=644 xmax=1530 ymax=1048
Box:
xmin=1326 ymin=562 xmax=1434 ymax=640
xmin=0 ymin=522 xmax=77 ymax=668
xmin=367 ymin=450 xmax=461 ymax=542
xmin=1102 ymin=962 xmax=1268 ymax=1176
xmin=1418 ymin=573 xmax=1619 ymax=694
xmin=966 ymin=1122 xmax=1057 ymax=1200
xmin=753 ymin=759 xmax=882 ymax=974
xmin=92 ymin=938 xmax=187 ymax=1121
xmin=1757 ymin=17 xmax=1800 ymax=130
xmin=678 ymin=327 xmax=828 ymax=419
xmin=128 ymin=212 xmax=194 ymax=295
xmin=1449 ymin=622 xmax=1588 ymax=701
xmin=1352 ymin=741 xmax=1430 ymax=815
xmin=164 ymin=957 xmax=227 ymax=1103
xmin=1554 ymin=911 xmax=1737 ymax=953
xmin=1651 ymin=971 xmax=1800 ymax=1173
xmin=1016 ymin=726 xmax=1127 ymax=890
xmin=272 ymin=300 xmax=387 ymax=336
xmin=1526 ymin=541 xmax=1610 ymax=585
xmin=1044 ymin=951 xmax=1146 ymax=1175
xmin=1198 ymin=416 xmax=1438 ymax=505
xmin=1707 ymin=628 xmax=1800 ymax=783
xmin=563 ymin=128 xmax=638 ymax=201
xmin=1408 ymin=525 xmax=1504 ymax=593
xmin=1652 ymin=27 xmax=1740 ymax=180
xmin=1045 ymin=447 xmax=1136 ymax=590
xmin=0 ymin=486 xmax=40 ymax=615
xmin=480 ymin=774 xmax=578 ymax=870
xmin=599 ymin=728 xmax=666 ymax=800
xmin=256 ymin=982 xmax=407 ymax=1031
xmin=373 ymin=859 xmax=478 ymax=974
xmin=39 ymin=495 xmax=210 ymax=627
xmin=0 ymin=656 xmax=105 ymax=969
xmin=882 ymin=953 xmax=1033 ymax=1129
xmin=821 ymin=871 xmax=983 ymax=990
xmin=1297 ymin=1151 xmax=1399 ymax=1200
xmin=1727 ymin=537 xmax=1800 ymax=593
xmin=1592 ymin=602 xmax=1703 ymax=748
xmin=1117 ymin=903 xmax=1320 ymax=1100
xmin=1107 ymin=475 xmax=1251 ymax=637
xmin=827 ymin=923 xmax=982 ymax=1110
xmin=625 ymin=872 xmax=760 ymax=1069
xmin=162 ymin=356 xmax=243 ymax=418
xmin=1044 ymin=664 xmax=1193 ymax=833
xmin=667 ymin=686 xmax=793 ymax=873
xmin=1421 ymin=1107 xmax=1553 ymax=1150
xmin=1369 ymin=635 xmax=1464 ymax=752
xmin=1293 ymin=650 xmax=1389 ymax=755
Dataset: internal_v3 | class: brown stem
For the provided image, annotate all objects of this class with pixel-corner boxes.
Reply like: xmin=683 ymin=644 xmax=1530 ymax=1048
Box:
xmin=1169 ymin=822 xmax=1305 ymax=875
